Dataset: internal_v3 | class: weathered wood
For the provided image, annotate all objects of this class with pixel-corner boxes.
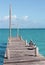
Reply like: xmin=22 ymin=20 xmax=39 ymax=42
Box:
xmin=3 ymin=37 xmax=45 ymax=65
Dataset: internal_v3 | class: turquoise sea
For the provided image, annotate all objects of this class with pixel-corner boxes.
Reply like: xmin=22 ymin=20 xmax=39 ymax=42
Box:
xmin=0 ymin=28 xmax=45 ymax=64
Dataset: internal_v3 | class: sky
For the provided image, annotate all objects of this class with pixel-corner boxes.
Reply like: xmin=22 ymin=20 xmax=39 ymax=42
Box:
xmin=0 ymin=0 xmax=45 ymax=28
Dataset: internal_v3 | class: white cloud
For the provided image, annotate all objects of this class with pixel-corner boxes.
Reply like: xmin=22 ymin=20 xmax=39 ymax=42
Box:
xmin=0 ymin=15 xmax=45 ymax=28
xmin=12 ymin=15 xmax=17 ymax=19
xmin=23 ymin=16 xmax=29 ymax=21
xmin=0 ymin=15 xmax=29 ymax=22
xmin=3 ymin=16 xmax=9 ymax=20
xmin=0 ymin=15 xmax=17 ymax=21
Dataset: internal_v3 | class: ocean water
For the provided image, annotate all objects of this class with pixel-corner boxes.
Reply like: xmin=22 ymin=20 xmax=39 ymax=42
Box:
xmin=0 ymin=29 xmax=45 ymax=64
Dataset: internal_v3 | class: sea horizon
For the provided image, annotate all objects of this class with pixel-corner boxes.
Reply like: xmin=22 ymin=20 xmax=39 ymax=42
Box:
xmin=0 ymin=28 xmax=45 ymax=29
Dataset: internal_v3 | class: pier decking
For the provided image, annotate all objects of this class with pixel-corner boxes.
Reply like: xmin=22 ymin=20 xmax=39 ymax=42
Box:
xmin=3 ymin=36 xmax=45 ymax=65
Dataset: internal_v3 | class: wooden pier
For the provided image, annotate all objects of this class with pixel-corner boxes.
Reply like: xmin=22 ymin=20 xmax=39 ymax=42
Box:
xmin=3 ymin=36 xmax=45 ymax=65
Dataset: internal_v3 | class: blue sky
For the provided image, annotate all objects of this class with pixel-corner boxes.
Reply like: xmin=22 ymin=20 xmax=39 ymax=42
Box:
xmin=0 ymin=0 xmax=45 ymax=28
